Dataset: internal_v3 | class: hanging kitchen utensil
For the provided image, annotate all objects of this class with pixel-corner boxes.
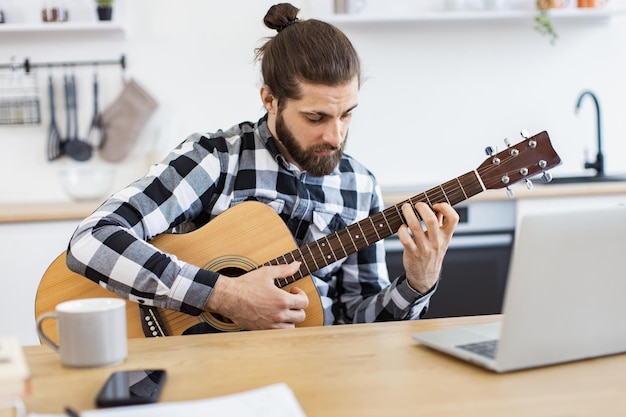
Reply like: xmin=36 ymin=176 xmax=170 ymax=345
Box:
xmin=85 ymin=70 xmax=104 ymax=149
xmin=46 ymin=74 xmax=63 ymax=161
xmin=62 ymin=73 xmax=71 ymax=149
xmin=64 ymin=73 xmax=92 ymax=161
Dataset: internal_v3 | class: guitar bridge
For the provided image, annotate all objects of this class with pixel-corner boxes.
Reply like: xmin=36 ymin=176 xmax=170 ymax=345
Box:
xmin=138 ymin=305 xmax=168 ymax=337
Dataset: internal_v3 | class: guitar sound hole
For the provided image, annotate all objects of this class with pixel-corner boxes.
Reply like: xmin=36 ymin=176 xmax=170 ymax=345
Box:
xmin=218 ymin=267 xmax=246 ymax=278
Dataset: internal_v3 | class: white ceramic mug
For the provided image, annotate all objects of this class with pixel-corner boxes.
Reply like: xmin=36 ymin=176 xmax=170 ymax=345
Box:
xmin=36 ymin=298 xmax=128 ymax=368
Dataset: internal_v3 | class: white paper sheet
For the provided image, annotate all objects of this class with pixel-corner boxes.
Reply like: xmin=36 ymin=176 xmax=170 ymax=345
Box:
xmin=58 ymin=383 xmax=307 ymax=417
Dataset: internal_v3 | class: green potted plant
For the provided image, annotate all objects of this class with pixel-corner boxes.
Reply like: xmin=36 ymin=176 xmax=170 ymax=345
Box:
xmin=96 ymin=0 xmax=114 ymax=21
xmin=534 ymin=0 xmax=560 ymax=45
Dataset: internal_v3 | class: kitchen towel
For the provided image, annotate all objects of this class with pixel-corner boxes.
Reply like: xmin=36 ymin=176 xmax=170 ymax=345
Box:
xmin=99 ymin=79 xmax=158 ymax=162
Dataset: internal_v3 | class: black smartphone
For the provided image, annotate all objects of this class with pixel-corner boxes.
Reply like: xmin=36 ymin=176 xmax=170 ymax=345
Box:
xmin=95 ymin=369 xmax=167 ymax=408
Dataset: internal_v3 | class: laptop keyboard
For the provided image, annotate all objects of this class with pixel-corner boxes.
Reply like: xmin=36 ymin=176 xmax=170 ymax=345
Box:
xmin=457 ymin=340 xmax=498 ymax=359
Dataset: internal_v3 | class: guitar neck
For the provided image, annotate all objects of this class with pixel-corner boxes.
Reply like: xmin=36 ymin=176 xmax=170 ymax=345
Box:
xmin=267 ymin=170 xmax=485 ymax=288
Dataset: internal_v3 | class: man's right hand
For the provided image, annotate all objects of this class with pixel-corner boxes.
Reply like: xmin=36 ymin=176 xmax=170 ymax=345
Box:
xmin=204 ymin=261 xmax=309 ymax=330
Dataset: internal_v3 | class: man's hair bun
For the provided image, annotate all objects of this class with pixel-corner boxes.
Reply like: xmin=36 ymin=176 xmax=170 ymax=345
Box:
xmin=264 ymin=3 xmax=300 ymax=32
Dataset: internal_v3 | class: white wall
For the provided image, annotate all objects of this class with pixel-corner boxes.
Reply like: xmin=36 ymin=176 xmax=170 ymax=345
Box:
xmin=1 ymin=0 xmax=625 ymax=204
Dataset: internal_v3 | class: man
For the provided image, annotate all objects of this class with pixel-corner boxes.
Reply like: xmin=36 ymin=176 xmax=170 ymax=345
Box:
xmin=66 ymin=3 xmax=459 ymax=332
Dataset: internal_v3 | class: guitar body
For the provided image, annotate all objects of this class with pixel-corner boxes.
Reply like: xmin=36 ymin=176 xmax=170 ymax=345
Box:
xmin=36 ymin=202 xmax=324 ymax=342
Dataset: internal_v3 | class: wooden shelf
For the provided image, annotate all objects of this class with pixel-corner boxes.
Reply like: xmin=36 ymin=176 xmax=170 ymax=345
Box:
xmin=0 ymin=21 xmax=125 ymax=35
xmin=317 ymin=7 xmax=623 ymax=25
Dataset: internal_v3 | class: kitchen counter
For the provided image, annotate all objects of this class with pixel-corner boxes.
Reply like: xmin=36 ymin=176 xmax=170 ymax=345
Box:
xmin=2 ymin=181 xmax=626 ymax=224
xmin=0 ymin=200 xmax=101 ymax=224
xmin=382 ymin=180 xmax=626 ymax=206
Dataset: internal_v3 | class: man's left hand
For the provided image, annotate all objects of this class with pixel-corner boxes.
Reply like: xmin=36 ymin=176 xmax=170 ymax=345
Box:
xmin=397 ymin=202 xmax=459 ymax=294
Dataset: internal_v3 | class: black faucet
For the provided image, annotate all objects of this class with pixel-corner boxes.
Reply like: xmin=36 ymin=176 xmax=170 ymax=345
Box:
xmin=575 ymin=90 xmax=604 ymax=177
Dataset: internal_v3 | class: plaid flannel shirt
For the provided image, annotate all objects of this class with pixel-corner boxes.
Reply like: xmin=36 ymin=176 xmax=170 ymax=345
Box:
xmin=67 ymin=115 xmax=433 ymax=325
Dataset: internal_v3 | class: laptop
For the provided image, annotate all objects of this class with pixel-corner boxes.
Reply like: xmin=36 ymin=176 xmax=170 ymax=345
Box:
xmin=412 ymin=204 xmax=626 ymax=373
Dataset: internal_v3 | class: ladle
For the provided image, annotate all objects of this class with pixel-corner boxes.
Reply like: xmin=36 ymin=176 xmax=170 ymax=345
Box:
xmin=63 ymin=74 xmax=92 ymax=161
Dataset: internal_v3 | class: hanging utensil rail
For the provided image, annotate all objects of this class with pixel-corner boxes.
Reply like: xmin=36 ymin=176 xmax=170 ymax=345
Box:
xmin=0 ymin=55 xmax=126 ymax=74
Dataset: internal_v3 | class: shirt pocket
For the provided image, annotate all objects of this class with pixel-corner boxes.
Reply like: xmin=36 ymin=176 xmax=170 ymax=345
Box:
xmin=311 ymin=209 xmax=355 ymax=235
xmin=230 ymin=193 xmax=286 ymax=215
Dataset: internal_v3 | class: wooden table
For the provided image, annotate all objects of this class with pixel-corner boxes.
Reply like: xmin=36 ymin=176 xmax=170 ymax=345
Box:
xmin=20 ymin=315 xmax=626 ymax=417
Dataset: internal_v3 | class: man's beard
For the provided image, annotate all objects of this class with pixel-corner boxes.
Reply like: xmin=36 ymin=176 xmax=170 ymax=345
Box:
xmin=275 ymin=111 xmax=345 ymax=177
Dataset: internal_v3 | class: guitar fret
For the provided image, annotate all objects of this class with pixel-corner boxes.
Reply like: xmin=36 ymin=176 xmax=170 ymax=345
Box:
xmin=367 ymin=216 xmax=382 ymax=241
xmin=322 ymin=237 xmax=338 ymax=263
xmin=345 ymin=227 xmax=358 ymax=252
xmin=355 ymin=222 xmax=370 ymax=246
xmin=393 ymin=204 xmax=404 ymax=227
xmin=439 ymin=184 xmax=451 ymax=205
xmin=285 ymin=252 xmax=300 ymax=284
xmin=407 ymin=196 xmax=423 ymax=221
xmin=423 ymin=191 xmax=432 ymax=207
xmin=330 ymin=232 xmax=349 ymax=258
xmin=273 ymin=252 xmax=295 ymax=288
xmin=313 ymin=240 xmax=327 ymax=266
xmin=381 ymin=207 xmax=401 ymax=235
xmin=305 ymin=244 xmax=321 ymax=272
xmin=292 ymin=267 xmax=303 ymax=282
xmin=456 ymin=177 xmax=468 ymax=200
xmin=297 ymin=248 xmax=313 ymax=276
xmin=336 ymin=229 xmax=356 ymax=256
xmin=380 ymin=212 xmax=394 ymax=235
xmin=309 ymin=239 xmax=332 ymax=270
xmin=361 ymin=219 xmax=381 ymax=247
xmin=277 ymin=254 xmax=289 ymax=286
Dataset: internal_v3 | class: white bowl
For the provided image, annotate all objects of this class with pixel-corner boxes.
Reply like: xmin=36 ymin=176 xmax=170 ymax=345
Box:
xmin=58 ymin=166 xmax=115 ymax=201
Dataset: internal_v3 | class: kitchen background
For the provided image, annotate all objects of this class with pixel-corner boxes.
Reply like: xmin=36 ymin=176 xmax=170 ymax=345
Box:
xmin=1 ymin=0 xmax=625 ymax=204
xmin=2 ymin=0 xmax=626 ymax=345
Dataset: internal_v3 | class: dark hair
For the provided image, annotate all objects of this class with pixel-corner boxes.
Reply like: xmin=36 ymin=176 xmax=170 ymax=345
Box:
xmin=255 ymin=3 xmax=361 ymax=104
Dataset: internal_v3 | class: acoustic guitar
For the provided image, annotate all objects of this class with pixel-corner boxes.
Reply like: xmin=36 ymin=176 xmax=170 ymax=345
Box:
xmin=36 ymin=131 xmax=561 ymax=341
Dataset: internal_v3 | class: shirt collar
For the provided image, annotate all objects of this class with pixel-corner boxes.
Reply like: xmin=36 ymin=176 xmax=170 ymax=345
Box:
xmin=257 ymin=114 xmax=292 ymax=170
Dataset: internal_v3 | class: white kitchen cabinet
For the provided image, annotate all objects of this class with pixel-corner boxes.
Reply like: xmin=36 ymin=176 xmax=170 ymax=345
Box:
xmin=0 ymin=220 xmax=80 ymax=345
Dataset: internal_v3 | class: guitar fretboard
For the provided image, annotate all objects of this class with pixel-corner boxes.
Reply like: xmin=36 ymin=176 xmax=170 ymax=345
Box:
xmin=265 ymin=170 xmax=485 ymax=288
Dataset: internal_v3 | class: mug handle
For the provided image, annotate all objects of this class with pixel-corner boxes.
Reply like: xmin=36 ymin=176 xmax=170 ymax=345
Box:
xmin=36 ymin=312 xmax=60 ymax=351
xmin=0 ymin=398 xmax=26 ymax=417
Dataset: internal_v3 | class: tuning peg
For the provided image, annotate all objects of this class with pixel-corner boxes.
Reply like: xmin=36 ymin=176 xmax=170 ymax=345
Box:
xmin=485 ymin=146 xmax=495 ymax=156
xmin=525 ymin=179 xmax=533 ymax=189
xmin=506 ymin=186 xmax=514 ymax=198
xmin=504 ymin=138 xmax=511 ymax=147
xmin=541 ymin=171 xmax=553 ymax=183
xmin=520 ymin=129 xmax=529 ymax=139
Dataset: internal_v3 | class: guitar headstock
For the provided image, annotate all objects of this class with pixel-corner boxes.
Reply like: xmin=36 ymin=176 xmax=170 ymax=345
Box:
xmin=477 ymin=131 xmax=562 ymax=191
